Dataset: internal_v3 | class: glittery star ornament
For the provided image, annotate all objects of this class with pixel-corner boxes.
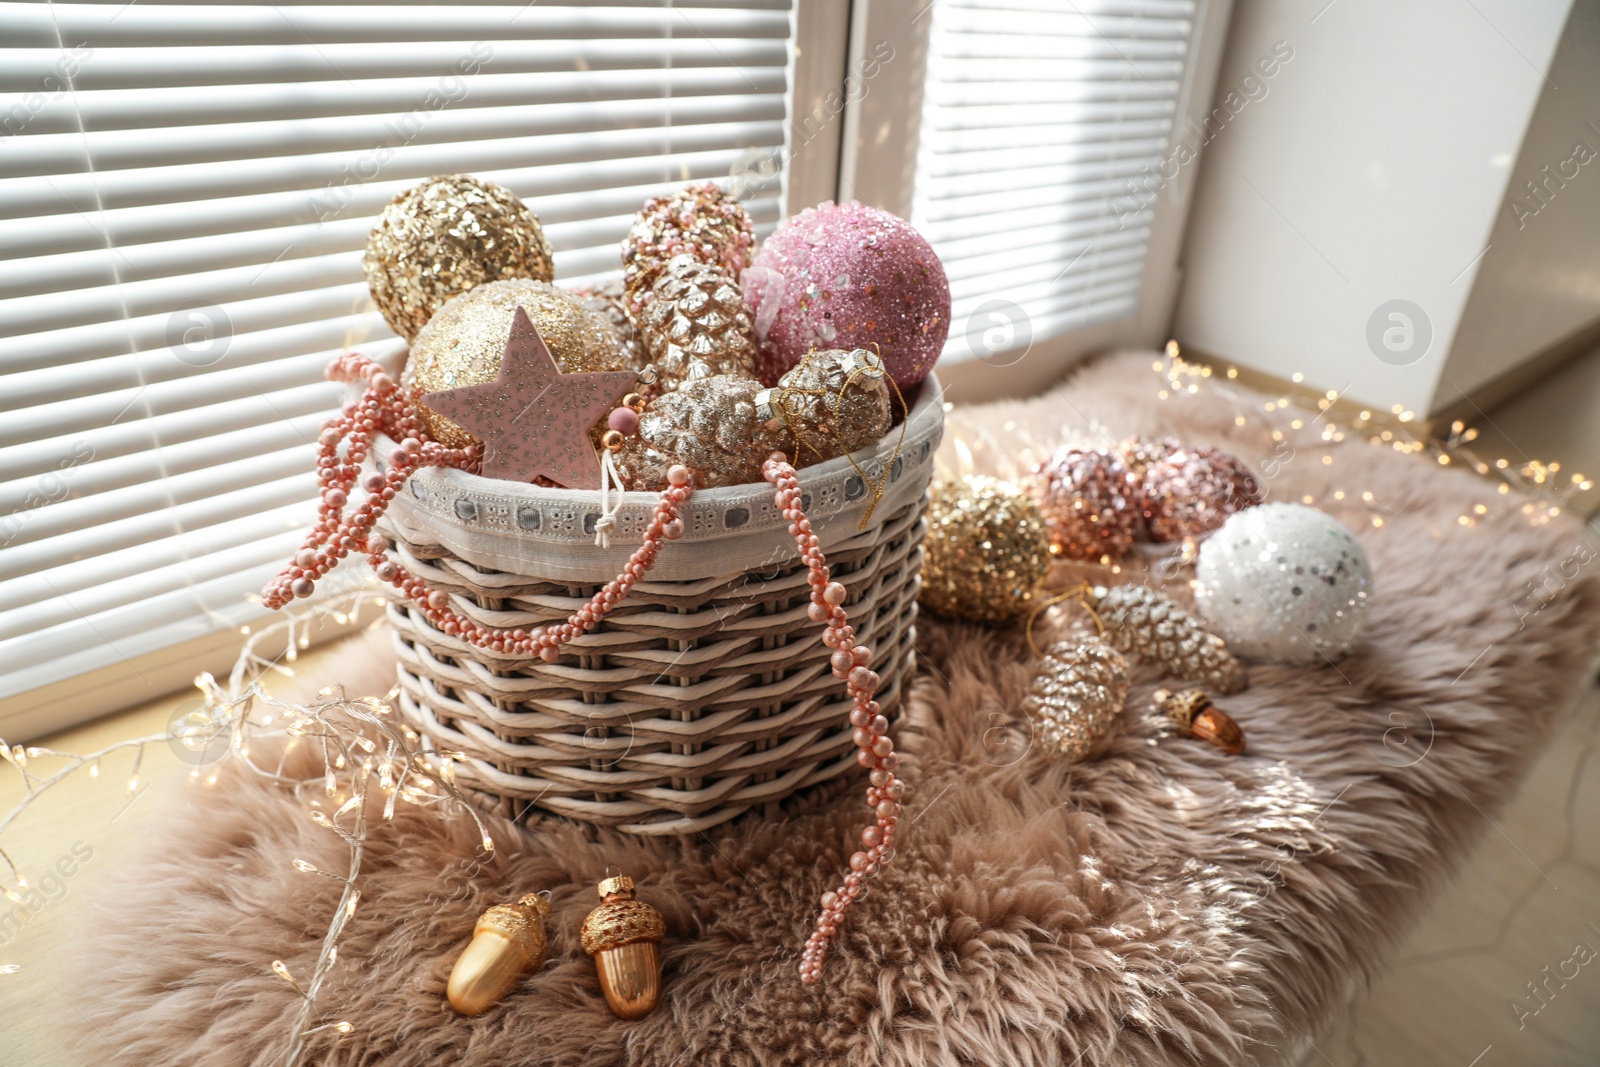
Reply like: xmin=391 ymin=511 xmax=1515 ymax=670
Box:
xmin=423 ymin=306 xmax=637 ymax=489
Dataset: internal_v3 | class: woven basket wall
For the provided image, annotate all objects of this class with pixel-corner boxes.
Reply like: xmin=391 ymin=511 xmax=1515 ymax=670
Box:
xmin=377 ymin=377 xmax=944 ymax=835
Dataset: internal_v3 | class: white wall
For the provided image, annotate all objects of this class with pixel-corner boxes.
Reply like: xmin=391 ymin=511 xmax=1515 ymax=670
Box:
xmin=1173 ymin=0 xmax=1577 ymax=415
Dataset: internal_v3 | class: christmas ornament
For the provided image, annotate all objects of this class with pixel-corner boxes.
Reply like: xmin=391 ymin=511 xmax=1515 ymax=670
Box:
xmin=742 ymin=201 xmax=950 ymax=389
xmin=259 ymin=350 xmax=691 ymax=658
xmin=622 ymin=182 xmax=756 ymax=318
xmin=1084 ymin=583 xmax=1247 ymax=694
xmin=423 ymin=306 xmax=638 ymax=489
xmin=364 ymin=174 xmax=554 ymax=342
xmin=575 ymin=276 xmax=644 ymax=370
xmin=447 ymin=892 xmax=551 ymax=1015
xmin=410 ymin=279 xmax=627 ymax=447
xmin=1154 ymin=688 xmax=1246 ymax=755
xmin=613 ymin=375 xmax=770 ymax=490
xmin=1022 ymin=639 xmax=1129 ymax=761
xmin=755 ymin=347 xmax=893 ymax=466
xmin=1140 ymin=444 xmax=1263 ymax=542
xmin=582 ymin=875 xmax=666 ymax=1020
xmin=614 ymin=350 xmax=898 ymax=491
xmin=1026 ymin=447 xmax=1140 ymax=560
xmin=1194 ymin=502 xmax=1373 ymax=664
xmin=1115 ymin=435 xmax=1181 ymax=484
xmin=640 ymin=253 xmax=759 ymax=389
xmin=919 ymin=476 xmax=1051 ymax=624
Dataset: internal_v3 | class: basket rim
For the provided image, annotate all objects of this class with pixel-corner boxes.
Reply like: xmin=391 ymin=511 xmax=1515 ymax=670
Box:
xmin=375 ymin=373 xmax=943 ymax=582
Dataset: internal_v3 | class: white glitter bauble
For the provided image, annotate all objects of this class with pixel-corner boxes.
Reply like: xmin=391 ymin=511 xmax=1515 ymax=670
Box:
xmin=1193 ymin=503 xmax=1373 ymax=665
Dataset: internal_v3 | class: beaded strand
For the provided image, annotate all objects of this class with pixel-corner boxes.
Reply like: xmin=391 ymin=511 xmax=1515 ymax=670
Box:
xmin=761 ymin=454 xmax=904 ymax=985
xmin=260 ymin=351 xmax=691 ymax=657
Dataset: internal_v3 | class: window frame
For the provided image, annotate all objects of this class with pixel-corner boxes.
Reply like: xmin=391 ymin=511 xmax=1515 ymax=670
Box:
xmin=836 ymin=0 xmax=1238 ymax=403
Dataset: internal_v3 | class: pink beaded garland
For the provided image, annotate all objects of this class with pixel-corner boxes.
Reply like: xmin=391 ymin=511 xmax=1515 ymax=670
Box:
xmin=758 ymin=452 xmax=906 ymax=986
xmin=743 ymin=202 xmax=950 ymax=391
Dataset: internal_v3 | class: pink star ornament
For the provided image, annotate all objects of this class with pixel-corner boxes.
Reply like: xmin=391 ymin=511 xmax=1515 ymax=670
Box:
xmin=422 ymin=305 xmax=636 ymax=489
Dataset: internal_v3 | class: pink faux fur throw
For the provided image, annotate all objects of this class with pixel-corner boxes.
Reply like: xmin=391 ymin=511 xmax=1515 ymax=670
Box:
xmin=73 ymin=354 xmax=1600 ymax=1066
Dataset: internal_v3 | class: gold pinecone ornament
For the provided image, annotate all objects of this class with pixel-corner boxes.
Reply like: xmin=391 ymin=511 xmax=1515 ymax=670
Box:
xmin=614 ymin=375 xmax=771 ymax=489
xmin=1023 ymin=639 xmax=1129 ymax=761
xmin=1086 ymin=584 xmax=1247 ymax=695
xmin=613 ymin=351 xmax=894 ymax=490
xmin=582 ymin=875 xmax=666 ymax=1020
xmin=446 ymin=893 xmax=551 ymax=1016
xmin=640 ymin=254 xmax=759 ymax=391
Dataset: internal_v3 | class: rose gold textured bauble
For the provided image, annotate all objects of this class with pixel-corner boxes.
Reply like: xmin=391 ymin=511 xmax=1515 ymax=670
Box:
xmin=1140 ymin=445 xmax=1263 ymax=541
xmin=1116 ymin=435 xmax=1182 ymax=485
xmin=919 ymin=475 xmax=1051 ymax=624
xmin=1027 ymin=446 xmax=1140 ymax=560
xmin=409 ymin=279 xmax=625 ymax=447
xmin=363 ymin=175 xmax=554 ymax=342
xmin=1022 ymin=639 xmax=1129 ymax=761
xmin=621 ymin=182 xmax=756 ymax=319
xmin=640 ymin=254 xmax=759 ymax=389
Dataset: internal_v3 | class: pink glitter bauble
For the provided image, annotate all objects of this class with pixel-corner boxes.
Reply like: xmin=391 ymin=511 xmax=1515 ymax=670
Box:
xmin=1140 ymin=445 xmax=1263 ymax=542
xmin=742 ymin=201 xmax=950 ymax=390
xmin=1026 ymin=446 xmax=1140 ymax=560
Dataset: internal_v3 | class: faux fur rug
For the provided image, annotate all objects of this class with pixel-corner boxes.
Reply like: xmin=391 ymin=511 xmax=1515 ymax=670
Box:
xmin=74 ymin=353 xmax=1600 ymax=1066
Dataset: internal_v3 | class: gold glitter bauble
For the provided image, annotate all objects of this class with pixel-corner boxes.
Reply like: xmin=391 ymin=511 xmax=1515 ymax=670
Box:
xmin=576 ymin=276 xmax=645 ymax=370
xmin=364 ymin=174 xmax=554 ymax=342
xmin=621 ymin=182 xmax=756 ymax=318
xmin=1085 ymin=583 xmax=1247 ymax=695
xmin=641 ymin=254 xmax=758 ymax=390
xmin=919 ymin=475 xmax=1051 ymax=624
xmin=757 ymin=348 xmax=892 ymax=465
xmin=409 ymin=279 xmax=625 ymax=447
xmin=1022 ymin=639 xmax=1128 ymax=761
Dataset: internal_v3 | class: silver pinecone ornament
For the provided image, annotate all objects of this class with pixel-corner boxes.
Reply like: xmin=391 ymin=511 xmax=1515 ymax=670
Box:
xmin=1022 ymin=639 xmax=1129 ymax=761
xmin=1086 ymin=584 xmax=1247 ymax=694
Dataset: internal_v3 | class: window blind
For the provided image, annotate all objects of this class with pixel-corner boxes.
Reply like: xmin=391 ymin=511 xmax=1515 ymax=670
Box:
xmin=911 ymin=0 xmax=1196 ymax=363
xmin=0 ymin=0 xmax=794 ymax=717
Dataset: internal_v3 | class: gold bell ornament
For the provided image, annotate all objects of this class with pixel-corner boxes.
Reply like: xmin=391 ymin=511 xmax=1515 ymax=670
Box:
xmin=581 ymin=875 xmax=666 ymax=1019
xmin=1154 ymin=688 xmax=1247 ymax=755
xmin=446 ymin=892 xmax=551 ymax=1015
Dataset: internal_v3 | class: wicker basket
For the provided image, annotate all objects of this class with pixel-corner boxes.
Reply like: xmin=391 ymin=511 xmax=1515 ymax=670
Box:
xmin=376 ymin=377 xmax=944 ymax=835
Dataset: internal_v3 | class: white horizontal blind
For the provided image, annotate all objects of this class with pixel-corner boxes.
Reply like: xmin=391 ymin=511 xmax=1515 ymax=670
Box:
xmin=911 ymin=0 xmax=1196 ymax=362
xmin=0 ymin=0 xmax=793 ymax=713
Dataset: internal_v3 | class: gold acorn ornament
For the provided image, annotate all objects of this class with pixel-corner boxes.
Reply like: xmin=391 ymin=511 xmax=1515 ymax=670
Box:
xmin=1154 ymin=688 xmax=1247 ymax=755
xmin=1021 ymin=638 xmax=1129 ymax=761
xmin=1083 ymin=583 xmax=1247 ymax=695
xmin=640 ymin=253 xmax=759 ymax=391
xmin=446 ymin=892 xmax=551 ymax=1016
xmin=581 ymin=875 xmax=666 ymax=1020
